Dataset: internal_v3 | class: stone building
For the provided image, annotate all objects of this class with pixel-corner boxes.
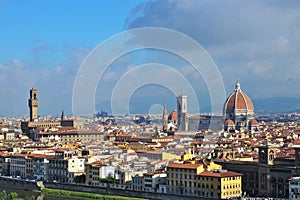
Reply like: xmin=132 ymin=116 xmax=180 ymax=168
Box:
xmin=215 ymin=144 xmax=300 ymax=198
xmin=289 ymin=177 xmax=300 ymax=200
xmin=21 ymin=87 xmax=84 ymax=141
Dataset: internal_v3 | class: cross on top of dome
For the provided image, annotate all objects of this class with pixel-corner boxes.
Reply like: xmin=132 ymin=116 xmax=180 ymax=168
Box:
xmin=235 ymin=80 xmax=241 ymax=92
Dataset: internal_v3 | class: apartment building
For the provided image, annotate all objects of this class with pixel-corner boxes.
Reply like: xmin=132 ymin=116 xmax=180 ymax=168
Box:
xmin=32 ymin=154 xmax=49 ymax=181
xmin=85 ymin=161 xmax=115 ymax=186
xmin=197 ymin=170 xmax=242 ymax=199
xmin=0 ymin=152 xmax=10 ymax=176
xmin=166 ymin=161 xmax=221 ymax=196
xmin=10 ymin=154 xmax=27 ymax=178
xmin=143 ymin=172 xmax=167 ymax=193
xmin=289 ymin=177 xmax=300 ymax=200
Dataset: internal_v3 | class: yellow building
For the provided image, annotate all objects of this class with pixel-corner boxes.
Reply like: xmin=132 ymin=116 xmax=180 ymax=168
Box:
xmin=166 ymin=161 xmax=222 ymax=196
xmin=198 ymin=170 xmax=242 ymax=199
xmin=166 ymin=161 xmax=242 ymax=199
xmin=167 ymin=163 xmax=201 ymax=196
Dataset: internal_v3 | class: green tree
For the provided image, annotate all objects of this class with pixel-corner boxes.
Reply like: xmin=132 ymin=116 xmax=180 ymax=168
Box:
xmin=7 ymin=192 xmax=18 ymax=200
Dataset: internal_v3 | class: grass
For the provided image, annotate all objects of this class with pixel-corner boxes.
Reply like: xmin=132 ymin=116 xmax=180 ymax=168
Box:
xmin=41 ymin=188 xmax=147 ymax=200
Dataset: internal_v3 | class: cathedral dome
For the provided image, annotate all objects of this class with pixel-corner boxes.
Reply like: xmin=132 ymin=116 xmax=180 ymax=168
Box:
xmin=249 ymin=119 xmax=259 ymax=125
xmin=224 ymin=119 xmax=235 ymax=126
xmin=223 ymin=81 xmax=254 ymax=116
xmin=168 ymin=110 xmax=177 ymax=121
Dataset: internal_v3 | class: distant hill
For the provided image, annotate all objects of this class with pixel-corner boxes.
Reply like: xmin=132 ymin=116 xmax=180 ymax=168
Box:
xmin=96 ymin=97 xmax=300 ymax=115
xmin=253 ymin=97 xmax=300 ymax=114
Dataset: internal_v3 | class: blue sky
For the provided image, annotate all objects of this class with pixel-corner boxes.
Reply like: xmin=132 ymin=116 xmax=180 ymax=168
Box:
xmin=0 ymin=0 xmax=141 ymax=62
xmin=1 ymin=0 xmax=300 ymax=116
xmin=0 ymin=0 xmax=143 ymax=115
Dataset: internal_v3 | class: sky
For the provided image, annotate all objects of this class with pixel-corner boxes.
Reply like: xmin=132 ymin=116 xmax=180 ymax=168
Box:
xmin=1 ymin=0 xmax=300 ymax=116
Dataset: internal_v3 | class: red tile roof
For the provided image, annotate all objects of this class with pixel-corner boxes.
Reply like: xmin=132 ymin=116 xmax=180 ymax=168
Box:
xmin=167 ymin=163 xmax=201 ymax=169
xmin=198 ymin=170 xmax=243 ymax=178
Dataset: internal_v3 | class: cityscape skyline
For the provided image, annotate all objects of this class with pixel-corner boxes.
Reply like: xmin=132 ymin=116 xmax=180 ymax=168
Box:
xmin=1 ymin=1 xmax=300 ymax=116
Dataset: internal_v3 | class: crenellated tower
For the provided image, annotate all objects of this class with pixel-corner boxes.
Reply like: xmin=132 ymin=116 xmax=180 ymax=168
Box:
xmin=28 ymin=87 xmax=39 ymax=121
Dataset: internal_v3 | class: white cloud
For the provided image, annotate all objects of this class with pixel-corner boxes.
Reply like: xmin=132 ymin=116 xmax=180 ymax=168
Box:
xmin=0 ymin=46 xmax=90 ymax=115
xmin=125 ymin=0 xmax=300 ymax=99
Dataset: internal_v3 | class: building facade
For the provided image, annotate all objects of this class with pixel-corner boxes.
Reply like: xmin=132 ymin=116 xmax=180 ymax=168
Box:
xmin=215 ymin=145 xmax=300 ymax=198
xmin=289 ymin=177 xmax=300 ymax=200
xmin=197 ymin=170 xmax=242 ymax=199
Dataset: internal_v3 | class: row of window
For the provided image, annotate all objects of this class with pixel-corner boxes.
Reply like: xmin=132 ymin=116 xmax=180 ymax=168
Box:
xmin=222 ymin=176 xmax=241 ymax=181
xmin=223 ymin=190 xmax=241 ymax=196
xmin=223 ymin=184 xmax=241 ymax=189
xmin=10 ymin=160 xmax=26 ymax=165
xmin=48 ymin=169 xmax=68 ymax=176
xmin=168 ymin=168 xmax=194 ymax=173
xmin=167 ymin=180 xmax=197 ymax=187
xmin=290 ymin=182 xmax=300 ymax=186
xmin=168 ymin=173 xmax=196 ymax=179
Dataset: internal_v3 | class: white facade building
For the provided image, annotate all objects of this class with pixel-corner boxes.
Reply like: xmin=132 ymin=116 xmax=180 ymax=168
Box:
xmin=289 ymin=177 xmax=300 ymax=200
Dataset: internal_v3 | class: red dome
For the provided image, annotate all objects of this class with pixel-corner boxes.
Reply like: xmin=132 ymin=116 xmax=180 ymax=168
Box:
xmin=224 ymin=119 xmax=235 ymax=126
xmin=168 ymin=111 xmax=177 ymax=121
xmin=249 ymin=119 xmax=259 ymax=125
xmin=224 ymin=81 xmax=254 ymax=115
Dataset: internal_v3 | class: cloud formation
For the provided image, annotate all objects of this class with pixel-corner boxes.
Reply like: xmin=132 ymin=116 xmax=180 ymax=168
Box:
xmin=0 ymin=46 xmax=90 ymax=116
xmin=2 ymin=1 xmax=300 ymax=116
xmin=125 ymin=0 xmax=300 ymax=99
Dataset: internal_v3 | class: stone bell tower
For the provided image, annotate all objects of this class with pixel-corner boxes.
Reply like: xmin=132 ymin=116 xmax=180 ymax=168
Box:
xmin=177 ymin=94 xmax=188 ymax=131
xmin=28 ymin=87 xmax=39 ymax=121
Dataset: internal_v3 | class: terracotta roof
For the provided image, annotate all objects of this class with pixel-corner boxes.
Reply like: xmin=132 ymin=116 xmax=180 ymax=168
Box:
xmin=168 ymin=111 xmax=177 ymax=121
xmin=198 ymin=170 xmax=243 ymax=178
xmin=31 ymin=154 xmax=46 ymax=159
xmin=144 ymin=171 xmax=165 ymax=176
xmin=135 ymin=150 xmax=161 ymax=154
xmin=167 ymin=163 xmax=201 ymax=169
xmin=294 ymin=139 xmax=300 ymax=145
xmin=249 ymin=119 xmax=259 ymax=125
xmin=224 ymin=119 xmax=235 ymax=126
xmin=116 ymin=134 xmax=132 ymax=137
xmin=10 ymin=153 xmax=27 ymax=158
xmin=224 ymin=82 xmax=254 ymax=114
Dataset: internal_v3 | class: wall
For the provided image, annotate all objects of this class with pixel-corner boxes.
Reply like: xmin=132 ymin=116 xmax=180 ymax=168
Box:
xmin=0 ymin=177 xmax=41 ymax=191
xmin=44 ymin=182 xmax=212 ymax=200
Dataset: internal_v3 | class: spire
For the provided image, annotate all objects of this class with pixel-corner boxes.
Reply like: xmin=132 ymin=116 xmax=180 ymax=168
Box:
xmin=235 ymin=80 xmax=241 ymax=91
xmin=61 ymin=110 xmax=65 ymax=120
xmin=163 ymin=104 xmax=167 ymax=116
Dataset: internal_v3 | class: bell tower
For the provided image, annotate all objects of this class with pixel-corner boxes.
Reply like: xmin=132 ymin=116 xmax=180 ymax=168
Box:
xmin=177 ymin=94 xmax=188 ymax=131
xmin=162 ymin=105 xmax=168 ymax=132
xmin=28 ymin=87 xmax=39 ymax=121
